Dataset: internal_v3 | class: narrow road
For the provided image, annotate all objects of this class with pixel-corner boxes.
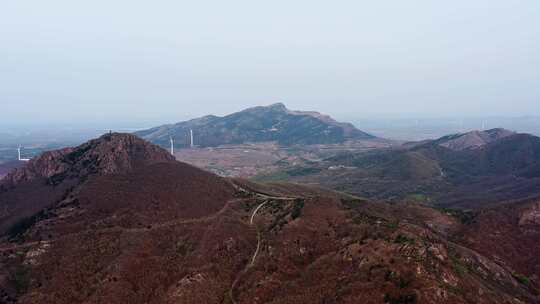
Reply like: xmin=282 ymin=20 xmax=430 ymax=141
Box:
xmin=227 ymin=181 xmax=300 ymax=304
xmin=229 ymin=199 xmax=268 ymax=304
xmin=250 ymin=200 xmax=268 ymax=224
xmin=249 ymin=200 xmax=268 ymax=266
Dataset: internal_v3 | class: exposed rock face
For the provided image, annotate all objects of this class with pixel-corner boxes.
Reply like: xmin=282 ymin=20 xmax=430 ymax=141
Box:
xmin=135 ymin=103 xmax=374 ymax=148
xmin=2 ymin=133 xmax=175 ymax=187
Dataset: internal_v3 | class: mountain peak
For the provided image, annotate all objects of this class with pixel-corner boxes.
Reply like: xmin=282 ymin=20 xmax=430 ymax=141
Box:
xmin=437 ymin=128 xmax=515 ymax=151
xmin=136 ymin=104 xmax=374 ymax=148
xmin=2 ymin=133 xmax=175 ymax=186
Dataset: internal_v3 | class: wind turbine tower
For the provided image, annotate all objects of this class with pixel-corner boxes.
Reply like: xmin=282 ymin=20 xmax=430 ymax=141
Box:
xmin=190 ymin=129 xmax=194 ymax=148
xmin=169 ymin=137 xmax=174 ymax=155
xmin=17 ymin=146 xmax=30 ymax=162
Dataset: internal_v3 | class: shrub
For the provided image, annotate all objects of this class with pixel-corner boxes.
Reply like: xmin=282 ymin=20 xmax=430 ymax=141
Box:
xmin=512 ymin=272 xmax=531 ymax=286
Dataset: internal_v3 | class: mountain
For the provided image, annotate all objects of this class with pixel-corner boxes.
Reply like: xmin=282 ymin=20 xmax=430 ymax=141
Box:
xmin=1 ymin=134 xmax=538 ymax=303
xmin=135 ymin=103 xmax=374 ymax=148
xmin=432 ymin=128 xmax=515 ymax=151
xmin=259 ymin=129 xmax=540 ymax=208
xmin=0 ymin=133 xmax=175 ymax=235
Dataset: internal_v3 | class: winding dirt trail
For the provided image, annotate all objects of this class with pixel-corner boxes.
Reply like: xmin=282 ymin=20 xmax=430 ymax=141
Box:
xmin=249 ymin=200 xmax=268 ymax=266
xmin=229 ymin=200 xmax=267 ymax=304
xmin=227 ymin=182 xmax=299 ymax=304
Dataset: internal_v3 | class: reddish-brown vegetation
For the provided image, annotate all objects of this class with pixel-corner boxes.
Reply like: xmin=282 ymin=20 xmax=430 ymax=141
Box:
xmin=0 ymin=134 xmax=538 ymax=303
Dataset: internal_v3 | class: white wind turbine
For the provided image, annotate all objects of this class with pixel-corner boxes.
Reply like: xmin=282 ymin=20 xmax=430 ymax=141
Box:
xmin=18 ymin=146 xmax=30 ymax=162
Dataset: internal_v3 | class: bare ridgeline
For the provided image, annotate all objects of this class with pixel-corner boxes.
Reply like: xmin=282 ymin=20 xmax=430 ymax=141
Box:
xmin=1 ymin=105 xmax=540 ymax=303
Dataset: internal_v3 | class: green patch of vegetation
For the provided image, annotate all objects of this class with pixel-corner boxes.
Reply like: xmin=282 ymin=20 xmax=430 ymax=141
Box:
xmin=386 ymin=220 xmax=400 ymax=230
xmin=407 ymin=193 xmax=431 ymax=203
xmin=512 ymin=272 xmax=531 ymax=286
xmin=291 ymin=199 xmax=305 ymax=220
xmin=252 ymin=171 xmax=290 ymax=182
xmin=451 ymin=257 xmax=469 ymax=277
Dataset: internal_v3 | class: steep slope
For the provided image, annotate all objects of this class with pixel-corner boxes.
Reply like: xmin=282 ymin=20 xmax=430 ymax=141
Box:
xmin=0 ymin=133 xmax=175 ymax=235
xmin=450 ymin=196 xmax=540 ymax=295
xmin=135 ymin=103 xmax=374 ymax=148
xmin=0 ymin=135 xmax=538 ymax=303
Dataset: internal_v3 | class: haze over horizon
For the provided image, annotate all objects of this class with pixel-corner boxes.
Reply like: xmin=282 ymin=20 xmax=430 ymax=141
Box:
xmin=1 ymin=1 xmax=539 ymax=124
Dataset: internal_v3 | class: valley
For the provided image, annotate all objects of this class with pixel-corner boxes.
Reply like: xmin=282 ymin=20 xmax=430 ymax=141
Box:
xmin=173 ymin=139 xmax=392 ymax=178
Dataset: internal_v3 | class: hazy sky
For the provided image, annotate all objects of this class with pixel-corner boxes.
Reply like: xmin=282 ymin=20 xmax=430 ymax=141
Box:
xmin=1 ymin=1 xmax=539 ymax=124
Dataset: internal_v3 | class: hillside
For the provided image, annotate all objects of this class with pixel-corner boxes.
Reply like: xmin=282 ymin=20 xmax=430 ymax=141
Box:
xmin=455 ymin=196 xmax=540 ymax=288
xmin=0 ymin=134 xmax=538 ymax=303
xmin=0 ymin=133 xmax=175 ymax=235
xmin=135 ymin=103 xmax=374 ymax=148
xmin=259 ymin=129 xmax=540 ymax=208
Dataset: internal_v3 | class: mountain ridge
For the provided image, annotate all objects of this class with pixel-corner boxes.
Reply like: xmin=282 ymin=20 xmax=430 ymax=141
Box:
xmin=135 ymin=103 xmax=375 ymax=148
xmin=260 ymin=129 xmax=540 ymax=209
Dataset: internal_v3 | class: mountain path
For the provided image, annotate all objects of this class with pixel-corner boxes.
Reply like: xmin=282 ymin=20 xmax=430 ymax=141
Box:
xmin=228 ymin=183 xmax=297 ymax=304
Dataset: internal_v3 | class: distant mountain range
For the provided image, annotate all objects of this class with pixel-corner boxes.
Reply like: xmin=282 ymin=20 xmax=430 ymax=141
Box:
xmin=263 ymin=128 xmax=540 ymax=208
xmin=135 ymin=103 xmax=374 ymax=148
xmin=1 ymin=133 xmax=538 ymax=303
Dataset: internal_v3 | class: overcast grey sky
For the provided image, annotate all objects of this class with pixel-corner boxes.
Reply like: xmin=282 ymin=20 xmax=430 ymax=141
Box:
xmin=1 ymin=1 xmax=539 ymax=124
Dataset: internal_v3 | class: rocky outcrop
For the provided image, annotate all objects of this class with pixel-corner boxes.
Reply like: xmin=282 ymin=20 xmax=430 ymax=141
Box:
xmin=1 ymin=133 xmax=175 ymax=187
